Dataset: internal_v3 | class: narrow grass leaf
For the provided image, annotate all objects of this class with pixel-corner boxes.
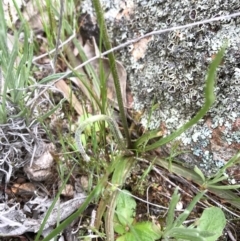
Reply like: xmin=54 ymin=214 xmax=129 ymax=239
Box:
xmin=173 ymin=191 xmax=206 ymax=228
xmin=194 ymin=165 xmax=206 ymax=182
xmin=168 ymin=227 xmax=205 ymax=241
xmin=207 ymin=184 xmax=240 ymax=190
xmin=35 ymin=165 xmax=75 ymax=241
xmin=92 ymin=0 xmax=131 ymax=147
xmin=42 ymin=160 xmax=118 ymax=241
xmin=165 ymin=188 xmax=180 ymax=232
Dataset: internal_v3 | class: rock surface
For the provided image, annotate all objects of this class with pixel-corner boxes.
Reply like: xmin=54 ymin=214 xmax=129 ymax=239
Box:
xmin=82 ymin=0 xmax=240 ymax=176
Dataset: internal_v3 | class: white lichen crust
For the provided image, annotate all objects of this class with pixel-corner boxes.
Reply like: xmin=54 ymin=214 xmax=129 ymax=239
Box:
xmin=102 ymin=0 xmax=240 ymax=175
xmin=82 ymin=0 xmax=240 ymax=175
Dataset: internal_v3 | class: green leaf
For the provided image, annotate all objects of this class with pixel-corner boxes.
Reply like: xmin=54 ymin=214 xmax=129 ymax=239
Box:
xmin=194 ymin=166 xmax=206 ymax=182
xmin=115 ymin=190 xmax=136 ymax=226
xmin=133 ymin=222 xmax=162 ymax=240
xmin=114 ymin=216 xmax=126 ymax=235
xmin=196 ymin=207 xmax=226 ymax=241
xmin=116 ymin=207 xmax=134 ymax=226
xmin=116 ymin=235 xmax=127 ymax=241
xmin=116 ymin=222 xmax=161 ymax=241
xmin=168 ymin=227 xmax=206 ymax=241
xmin=165 ymin=188 xmax=180 ymax=232
xmin=174 ymin=191 xmax=206 ymax=228
xmin=0 ymin=106 xmax=7 ymax=124
xmin=78 ymin=113 xmax=105 ymax=133
xmin=77 ymin=113 xmax=103 ymax=147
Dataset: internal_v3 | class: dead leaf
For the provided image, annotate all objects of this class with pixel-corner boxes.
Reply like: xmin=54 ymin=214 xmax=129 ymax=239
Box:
xmin=11 ymin=183 xmax=35 ymax=196
xmin=54 ymin=14 xmax=128 ymax=114
xmin=55 ymin=80 xmax=84 ymax=115
xmin=131 ymin=36 xmax=153 ymax=61
xmin=80 ymin=176 xmax=89 ymax=191
xmin=24 ymin=148 xmax=54 ymax=181
xmin=60 ymin=184 xmax=74 ymax=197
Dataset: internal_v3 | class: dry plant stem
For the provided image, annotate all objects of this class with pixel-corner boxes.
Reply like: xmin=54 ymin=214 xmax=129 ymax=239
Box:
xmin=33 ymin=11 xmax=240 ymax=102
xmin=92 ymin=0 xmax=131 ymax=148
xmin=226 ymin=228 xmax=237 ymax=241
xmin=107 ymin=182 xmax=170 ymax=210
xmin=32 ymin=33 xmax=76 ymax=62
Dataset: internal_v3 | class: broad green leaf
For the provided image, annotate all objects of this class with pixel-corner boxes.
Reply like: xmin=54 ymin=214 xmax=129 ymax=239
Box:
xmin=133 ymin=222 xmax=162 ymax=240
xmin=114 ymin=218 xmax=126 ymax=235
xmin=116 ymin=222 xmax=161 ymax=241
xmin=196 ymin=207 xmax=226 ymax=241
xmin=115 ymin=190 xmax=136 ymax=226
xmin=116 ymin=207 xmax=134 ymax=226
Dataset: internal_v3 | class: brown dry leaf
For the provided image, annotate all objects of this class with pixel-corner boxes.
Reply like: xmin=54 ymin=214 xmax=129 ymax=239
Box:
xmin=22 ymin=1 xmax=44 ymax=30
xmin=80 ymin=175 xmax=89 ymax=191
xmin=4 ymin=0 xmax=59 ymax=31
xmin=126 ymin=85 xmax=134 ymax=108
xmin=60 ymin=184 xmax=74 ymax=197
xmin=54 ymin=12 xmax=128 ymax=114
xmin=80 ymin=36 xmax=96 ymax=59
xmin=70 ymin=36 xmax=100 ymax=100
xmin=11 ymin=183 xmax=35 ymax=195
xmin=130 ymin=36 xmax=153 ymax=61
xmin=54 ymin=80 xmax=84 ymax=115
xmin=58 ymin=37 xmax=93 ymax=116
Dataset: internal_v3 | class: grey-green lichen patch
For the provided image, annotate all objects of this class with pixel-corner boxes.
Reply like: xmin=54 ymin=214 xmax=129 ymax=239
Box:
xmin=81 ymin=0 xmax=240 ymax=175
xmin=108 ymin=0 xmax=240 ymax=175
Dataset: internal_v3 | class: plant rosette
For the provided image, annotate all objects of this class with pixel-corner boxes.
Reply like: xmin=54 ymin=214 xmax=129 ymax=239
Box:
xmin=113 ymin=190 xmax=161 ymax=241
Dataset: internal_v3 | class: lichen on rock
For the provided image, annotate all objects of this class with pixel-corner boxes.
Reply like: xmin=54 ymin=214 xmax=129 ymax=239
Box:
xmin=83 ymin=0 xmax=240 ymax=176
